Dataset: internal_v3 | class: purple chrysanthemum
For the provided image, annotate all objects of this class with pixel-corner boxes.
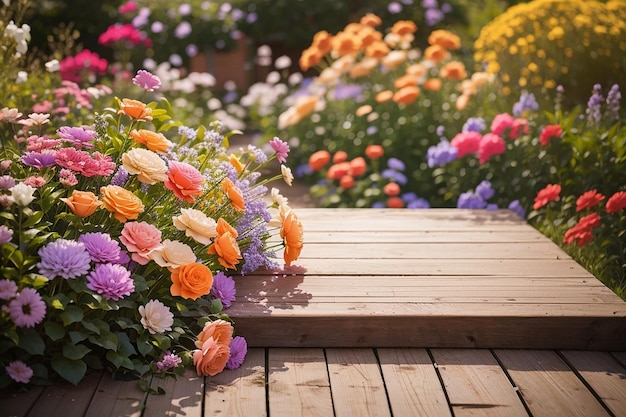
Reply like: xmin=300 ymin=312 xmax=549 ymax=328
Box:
xmin=427 ymin=139 xmax=457 ymax=168
xmin=21 ymin=150 xmax=57 ymax=169
xmin=0 ymin=175 xmax=16 ymax=189
xmin=269 ymin=137 xmax=290 ymax=163
xmin=78 ymin=232 xmax=122 ymax=263
xmin=226 ymin=336 xmax=247 ymax=369
xmin=210 ymin=271 xmax=236 ymax=308
xmin=86 ymin=263 xmax=134 ymax=301
xmin=0 ymin=224 xmax=13 ymax=244
xmin=37 ymin=239 xmax=92 ymax=279
xmin=475 ymin=180 xmax=495 ymax=201
xmin=5 ymin=360 xmax=33 ymax=384
xmin=457 ymin=192 xmax=487 ymax=209
xmin=57 ymin=126 xmax=98 ymax=148
xmin=0 ymin=279 xmax=18 ymax=300
xmin=132 ymin=69 xmax=161 ymax=91
xmin=8 ymin=287 xmax=46 ymax=328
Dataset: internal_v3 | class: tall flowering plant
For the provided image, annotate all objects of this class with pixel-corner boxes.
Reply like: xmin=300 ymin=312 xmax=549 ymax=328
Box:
xmin=0 ymin=69 xmax=303 ymax=388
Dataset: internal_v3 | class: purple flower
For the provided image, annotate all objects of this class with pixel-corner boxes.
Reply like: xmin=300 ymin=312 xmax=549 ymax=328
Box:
xmin=269 ymin=137 xmax=290 ymax=163
xmin=111 ymin=166 xmax=129 ymax=187
xmin=151 ymin=21 xmax=164 ymax=33
xmin=246 ymin=12 xmax=258 ymax=24
xmin=508 ymin=200 xmax=526 ymax=219
xmin=422 ymin=0 xmax=438 ymax=7
xmin=605 ymin=84 xmax=621 ymax=122
xmin=9 ymin=287 xmax=46 ymax=328
xmin=0 ymin=175 xmax=16 ymax=189
xmin=57 ymin=126 xmax=97 ymax=148
xmin=387 ymin=158 xmax=406 ymax=171
xmin=475 ymin=180 xmax=495 ymax=201
xmin=388 ymin=1 xmax=403 ymax=13
xmin=210 ymin=272 xmax=236 ymax=308
xmin=462 ymin=117 xmax=486 ymax=133
xmin=457 ymin=192 xmax=487 ymax=209
xmin=407 ymin=198 xmax=430 ymax=209
xmin=78 ymin=232 xmax=122 ymax=263
xmin=87 ymin=263 xmax=134 ymax=301
xmin=382 ymin=169 xmax=407 ymax=185
xmin=178 ymin=3 xmax=192 ymax=15
xmin=5 ymin=360 xmax=33 ymax=384
xmin=331 ymin=84 xmax=363 ymax=100
xmin=427 ymin=139 xmax=457 ymax=167
xmin=156 ymin=351 xmax=182 ymax=371
xmin=486 ymin=203 xmax=499 ymax=210
xmin=21 ymin=150 xmax=57 ymax=169
xmin=425 ymin=8 xmax=444 ymax=26
xmin=0 ymin=225 xmax=13 ymax=245
xmin=132 ymin=69 xmax=161 ymax=91
xmin=512 ymin=91 xmax=539 ymax=117
xmin=586 ymin=84 xmax=604 ymax=124
xmin=174 ymin=21 xmax=192 ymax=39
xmin=226 ymin=336 xmax=247 ymax=369
xmin=37 ymin=239 xmax=92 ymax=279
xmin=0 ymin=279 xmax=18 ymax=300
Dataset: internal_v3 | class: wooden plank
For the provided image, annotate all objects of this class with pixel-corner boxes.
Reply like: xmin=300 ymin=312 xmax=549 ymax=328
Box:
xmin=204 ymin=347 xmax=267 ymax=417
xmin=0 ymin=385 xmax=44 ymax=417
xmin=25 ymin=371 xmax=102 ymax=417
xmin=431 ymin=349 xmax=529 ymax=417
xmin=612 ymin=351 xmax=626 ymax=365
xmin=494 ymin=350 xmax=611 ymax=417
xmin=303 ymin=230 xmax=545 ymax=243
xmin=377 ymin=348 xmax=452 ymax=417
xmin=144 ymin=367 xmax=203 ymax=417
xmin=326 ymin=348 xmax=391 ymax=417
xmin=560 ymin=350 xmax=626 ymax=417
xmin=268 ymin=348 xmax=333 ymax=417
xmin=298 ymin=242 xmax=568 ymax=260
xmin=84 ymin=373 xmax=147 ymax=417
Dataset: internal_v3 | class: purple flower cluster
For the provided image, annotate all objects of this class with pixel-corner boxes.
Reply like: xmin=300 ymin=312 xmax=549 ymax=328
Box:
xmin=422 ymin=0 xmax=452 ymax=26
xmin=87 ymin=263 xmax=135 ymax=301
xmin=457 ymin=180 xmax=496 ymax=209
xmin=605 ymin=84 xmax=621 ymax=122
xmin=427 ymin=139 xmax=457 ymax=168
xmin=210 ymin=272 xmax=236 ymax=307
xmin=37 ymin=239 xmax=92 ymax=279
xmin=462 ymin=117 xmax=486 ymax=133
xmin=382 ymin=158 xmax=407 ymax=185
xmin=586 ymin=84 xmax=604 ymax=124
xmin=512 ymin=91 xmax=539 ymax=117
xmin=156 ymin=351 xmax=182 ymax=372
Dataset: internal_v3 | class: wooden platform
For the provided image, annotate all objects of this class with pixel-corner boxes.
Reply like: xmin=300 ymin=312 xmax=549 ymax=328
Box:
xmin=2 ymin=209 xmax=626 ymax=417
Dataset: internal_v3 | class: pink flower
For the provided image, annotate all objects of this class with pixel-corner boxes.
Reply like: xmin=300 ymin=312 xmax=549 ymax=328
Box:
xmin=490 ymin=113 xmax=514 ymax=136
xmin=539 ymin=124 xmax=563 ymax=146
xmin=118 ymin=1 xmax=137 ymax=14
xmin=23 ymin=176 xmax=46 ymax=188
xmin=164 ymin=161 xmax=204 ymax=203
xmin=55 ymin=148 xmax=115 ymax=177
xmin=120 ymin=221 xmax=162 ymax=265
xmin=6 ymin=360 xmax=33 ymax=384
xmin=450 ymin=131 xmax=481 ymax=158
xmin=478 ymin=133 xmax=505 ymax=164
xmin=8 ymin=288 xmax=46 ymax=328
xmin=509 ymin=118 xmax=529 ymax=139
xmin=132 ymin=70 xmax=161 ymax=91
xmin=0 ymin=278 xmax=18 ymax=299
xmin=59 ymin=169 xmax=78 ymax=186
xmin=269 ymin=137 xmax=290 ymax=163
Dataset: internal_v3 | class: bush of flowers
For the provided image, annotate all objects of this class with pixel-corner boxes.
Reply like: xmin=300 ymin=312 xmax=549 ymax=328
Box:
xmin=474 ymin=0 xmax=626 ymax=107
xmin=0 ymin=67 xmax=304 ymax=389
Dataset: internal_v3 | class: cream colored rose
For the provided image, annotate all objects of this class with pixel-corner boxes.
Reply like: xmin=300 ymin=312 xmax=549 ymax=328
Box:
xmin=149 ymin=239 xmax=197 ymax=269
xmin=121 ymin=148 xmax=168 ymax=185
xmin=172 ymin=208 xmax=217 ymax=245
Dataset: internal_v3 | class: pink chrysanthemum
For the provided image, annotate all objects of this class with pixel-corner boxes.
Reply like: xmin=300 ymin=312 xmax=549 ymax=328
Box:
xmin=8 ymin=287 xmax=47 ymax=328
xmin=0 ymin=278 xmax=18 ymax=299
xmin=132 ymin=70 xmax=161 ymax=91
xmin=57 ymin=126 xmax=98 ymax=148
xmin=37 ymin=239 xmax=92 ymax=279
xmin=6 ymin=360 xmax=33 ymax=384
xmin=86 ymin=263 xmax=135 ymax=301
xmin=269 ymin=137 xmax=290 ymax=163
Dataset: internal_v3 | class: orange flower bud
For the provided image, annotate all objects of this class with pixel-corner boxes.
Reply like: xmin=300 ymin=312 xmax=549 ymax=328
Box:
xmin=61 ymin=190 xmax=101 ymax=218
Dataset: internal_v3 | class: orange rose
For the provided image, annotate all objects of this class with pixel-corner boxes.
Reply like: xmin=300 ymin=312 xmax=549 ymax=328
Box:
xmin=193 ymin=337 xmax=230 ymax=376
xmin=349 ymin=157 xmax=367 ymax=177
xmin=118 ymin=98 xmax=152 ymax=121
xmin=130 ymin=129 xmax=172 ymax=152
xmin=365 ymin=145 xmax=384 ymax=159
xmin=221 ymin=177 xmax=245 ymax=212
xmin=393 ymin=86 xmax=421 ymax=105
xmin=170 ymin=262 xmax=214 ymax=300
xmin=428 ymin=29 xmax=461 ymax=50
xmin=215 ymin=218 xmax=238 ymax=237
xmin=61 ymin=190 xmax=101 ymax=217
xmin=440 ymin=61 xmax=467 ymax=80
xmin=280 ymin=210 xmax=304 ymax=266
xmin=195 ymin=319 xmax=234 ymax=348
xmin=208 ymin=231 xmax=242 ymax=270
xmin=424 ymin=45 xmax=450 ymax=63
xmin=100 ymin=185 xmax=144 ymax=223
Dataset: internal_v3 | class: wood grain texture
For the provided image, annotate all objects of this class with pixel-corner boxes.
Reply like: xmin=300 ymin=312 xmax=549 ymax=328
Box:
xmin=84 ymin=373 xmax=146 ymax=417
xmin=144 ymin=367 xmax=203 ymax=417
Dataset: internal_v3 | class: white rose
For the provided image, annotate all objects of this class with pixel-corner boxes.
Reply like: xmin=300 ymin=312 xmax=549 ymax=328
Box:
xmin=172 ymin=208 xmax=217 ymax=245
xmin=10 ymin=182 xmax=36 ymax=206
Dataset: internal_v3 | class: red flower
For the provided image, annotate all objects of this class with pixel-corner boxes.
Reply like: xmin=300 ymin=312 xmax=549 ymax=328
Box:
xmin=563 ymin=213 xmax=601 ymax=247
xmin=606 ymin=191 xmax=626 ymax=214
xmin=478 ymin=133 xmax=506 ymax=164
xmin=575 ymin=190 xmax=605 ymax=212
xmin=533 ymin=184 xmax=561 ymax=210
xmin=539 ymin=124 xmax=562 ymax=146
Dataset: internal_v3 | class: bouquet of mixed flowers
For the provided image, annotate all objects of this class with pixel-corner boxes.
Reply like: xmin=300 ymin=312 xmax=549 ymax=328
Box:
xmin=0 ymin=69 xmax=303 ymax=388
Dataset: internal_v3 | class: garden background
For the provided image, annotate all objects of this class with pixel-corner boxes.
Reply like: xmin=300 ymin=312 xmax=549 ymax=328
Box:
xmin=1 ymin=0 xmax=625 ymax=387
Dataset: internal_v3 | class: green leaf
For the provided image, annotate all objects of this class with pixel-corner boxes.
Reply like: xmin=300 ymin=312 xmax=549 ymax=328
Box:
xmin=210 ymin=298 xmax=223 ymax=314
xmin=116 ymin=332 xmax=137 ymax=358
xmin=63 ymin=343 xmax=92 ymax=360
xmin=60 ymin=305 xmax=83 ymax=326
xmin=49 ymin=293 xmax=70 ymax=310
xmin=69 ymin=330 xmax=90 ymax=344
xmin=44 ymin=321 xmax=66 ymax=342
xmin=137 ymin=333 xmax=153 ymax=357
xmin=106 ymin=350 xmax=133 ymax=370
xmin=88 ymin=328 xmax=118 ymax=350
xmin=22 ymin=211 xmax=44 ymax=228
xmin=51 ymin=356 xmax=87 ymax=385
xmin=151 ymin=334 xmax=171 ymax=351
xmin=18 ymin=328 xmax=46 ymax=355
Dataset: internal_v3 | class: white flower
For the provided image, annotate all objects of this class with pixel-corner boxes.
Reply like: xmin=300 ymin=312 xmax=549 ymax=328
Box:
xmin=281 ymin=165 xmax=294 ymax=187
xmin=172 ymin=208 xmax=217 ymax=245
xmin=15 ymin=71 xmax=27 ymax=84
xmin=139 ymin=300 xmax=174 ymax=334
xmin=45 ymin=59 xmax=60 ymax=72
xmin=149 ymin=239 xmax=196 ymax=269
xmin=10 ymin=183 xmax=36 ymax=206
xmin=274 ymin=55 xmax=292 ymax=70
xmin=271 ymin=187 xmax=289 ymax=206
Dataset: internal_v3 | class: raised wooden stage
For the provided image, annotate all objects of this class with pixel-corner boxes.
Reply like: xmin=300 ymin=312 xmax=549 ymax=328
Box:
xmin=2 ymin=209 xmax=626 ymax=417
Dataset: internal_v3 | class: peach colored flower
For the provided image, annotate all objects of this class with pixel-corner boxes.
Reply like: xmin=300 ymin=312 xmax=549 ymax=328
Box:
xmin=281 ymin=165 xmax=294 ymax=187
xmin=150 ymin=239 xmax=196 ymax=269
xmin=355 ymin=105 xmax=373 ymax=117
xmin=349 ymin=157 xmax=367 ymax=177
xmin=193 ymin=336 xmax=230 ymax=377
xmin=308 ymin=150 xmax=331 ymax=171
xmin=360 ymin=13 xmax=382 ymax=27
xmin=339 ymin=175 xmax=355 ymax=189
xmin=393 ymin=86 xmax=421 ymax=105
xmin=170 ymin=262 xmax=214 ymax=300
xmin=365 ymin=41 xmax=390 ymax=59
xmin=100 ymin=185 xmax=144 ymax=223
xmin=428 ymin=30 xmax=461 ymax=50
xmin=280 ymin=210 xmax=304 ymax=266
xmin=299 ymin=46 xmax=324 ymax=72
xmin=130 ymin=129 xmax=172 ymax=153
xmin=120 ymin=221 xmax=162 ymax=265
xmin=61 ymin=190 xmax=101 ymax=218
xmin=394 ymin=74 xmax=419 ymax=89
xmin=221 ymin=178 xmax=245 ymax=211
xmin=440 ymin=61 xmax=467 ymax=80
xmin=381 ymin=50 xmax=407 ymax=70
xmin=390 ymin=20 xmax=417 ymax=36
xmin=424 ymin=78 xmax=442 ymax=91
xmin=195 ymin=319 xmax=234 ymax=348
xmin=365 ymin=145 xmax=384 ymax=159
xmin=121 ymin=148 xmax=168 ymax=185
xmin=208 ymin=231 xmax=241 ymax=270
xmin=164 ymin=161 xmax=204 ymax=203
xmin=333 ymin=151 xmax=348 ymax=164
xmin=172 ymin=208 xmax=217 ymax=245
xmin=118 ymin=98 xmax=152 ymax=121
xmin=424 ymin=45 xmax=450 ymax=63
xmin=139 ymin=299 xmax=173 ymax=334
xmin=375 ymin=90 xmax=394 ymax=103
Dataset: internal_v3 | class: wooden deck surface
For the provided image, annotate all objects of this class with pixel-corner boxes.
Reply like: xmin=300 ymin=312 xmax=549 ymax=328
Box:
xmin=2 ymin=209 xmax=625 ymax=417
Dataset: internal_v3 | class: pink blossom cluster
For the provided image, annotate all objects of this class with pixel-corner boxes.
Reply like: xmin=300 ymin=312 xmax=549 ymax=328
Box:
xmin=98 ymin=23 xmax=152 ymax=48
xmin=59 ymin=50 xmax=109 ymax=83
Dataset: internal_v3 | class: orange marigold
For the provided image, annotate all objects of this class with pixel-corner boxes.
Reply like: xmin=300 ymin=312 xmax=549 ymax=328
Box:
xmin=390 ymin=20 xmax=417 ymax=36
xmin=440 ymin=61 xmax=467 ymax=80
xmin=392 ymin=86 xmax=421 ymax=105
xmin=428 ymin=30 xmax=461 ymax=50
xmin=424 ymin=45 xmax=450 ymax=63
xmin=360 ymin=13 xmax=382 ymax=27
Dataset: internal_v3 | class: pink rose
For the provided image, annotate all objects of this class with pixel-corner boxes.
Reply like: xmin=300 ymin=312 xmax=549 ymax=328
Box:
xmin=164 ymin=161 xmax=204 ymax=203
xmin=450 ymin=131 xmax=481 ymax=158
xmin=120 ymin=221 xmax=162 ymax=265
xmin=478 ymin=133 xmax=506 ymax=164
xmin=490 ymin=113 xmax=514 ymax=136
